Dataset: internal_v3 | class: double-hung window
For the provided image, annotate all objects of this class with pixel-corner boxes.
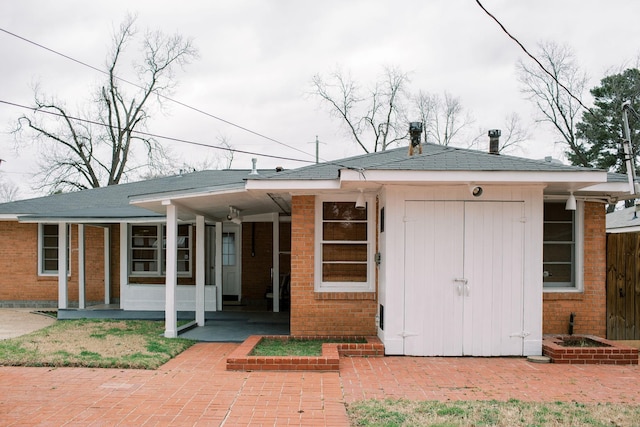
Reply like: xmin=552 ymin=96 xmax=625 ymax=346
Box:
xmin=38 ymin=224 xmax=70 ymax=275
xmin=130 ymin=224 xmax=192 ymax=276
xmin=543 ymin=201 xmax=583 ymax=290
xmin=315 ymin=196 xmax=375 ymax=292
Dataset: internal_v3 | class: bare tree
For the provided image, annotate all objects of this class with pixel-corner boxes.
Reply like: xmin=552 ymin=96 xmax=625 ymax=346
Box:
xmin=415 ymin=91 xmax=474 ymax=146
xmin=517 ymin=41 xmax=589 ymax=165
xmin=311 ymin=66 xmax=409 ymax=153
xmin=14 ymin=15 xmax=198 ymax=193
xmin=468 ymin=113 xmax=529 ymax=154
xmin=0 ymin=175 xmax=19 ymax=202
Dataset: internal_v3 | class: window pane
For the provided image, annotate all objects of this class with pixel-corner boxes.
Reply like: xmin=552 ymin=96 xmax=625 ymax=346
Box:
xmin=543 ymin=223 xmax=573 ymax=242
xmin=323 ymin=244 xmax=367 ymax=262
xmin=543 ymin=263 xmax=572 ymax=284
xmin=322 ymin=263 xmax=367 ymax=282
xmin=323 ymin=222 xmax=367 ymax=241
xmin=44 ymin=259 xmax=58 ymax=271
xmin=544 ymin=203 xmax=573 ymax=221
xmin=223 ymin=232 xmax=235 ymax=266
xmin=323 ymin=202 xmax=366 ymax=221
xmin=543 ymin=243 xmax=572 ymax=262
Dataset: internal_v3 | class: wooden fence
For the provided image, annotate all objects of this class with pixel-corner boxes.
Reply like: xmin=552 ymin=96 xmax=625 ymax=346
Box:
xmin=606 ymin=232 xmax=640 ymax=339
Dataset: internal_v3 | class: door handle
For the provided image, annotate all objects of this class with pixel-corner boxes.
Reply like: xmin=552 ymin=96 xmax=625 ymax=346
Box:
xmin=453 ymin=278 xmax=468 ymax=296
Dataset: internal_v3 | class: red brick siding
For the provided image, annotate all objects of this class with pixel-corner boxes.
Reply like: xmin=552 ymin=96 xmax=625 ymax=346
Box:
xmin=543 ymin=202 xmax=607 ymax=336
xmin=290 ymin=195 xmax=377 ymax=336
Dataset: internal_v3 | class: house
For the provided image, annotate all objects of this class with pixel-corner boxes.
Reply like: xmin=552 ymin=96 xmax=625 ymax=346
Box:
xmin=605 ymin=206 xmax=640 ymax=340
xmin=0 ymin=141 xmax=632 ymax=356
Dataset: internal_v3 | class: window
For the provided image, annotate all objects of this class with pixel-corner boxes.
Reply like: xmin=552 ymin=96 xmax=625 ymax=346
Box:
xmin=222 ymin=232 xmax=236 ymax=266
xmin=130 ymin=224 xmax=192 ymax=276
xmin=543 ymin=201 xmax=582 ymax=290
xmin=38 ymin=224 xmax=70 ymax=275
xmin=315 ymin=196 xmax=374 ymax=292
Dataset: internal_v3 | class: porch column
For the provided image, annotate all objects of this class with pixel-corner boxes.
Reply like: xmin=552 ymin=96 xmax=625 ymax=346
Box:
xmin=164 ymin=201 xmax=178 ymax=338
xmin=104 ymin=226 xmax=111 ymax=305
xmin=78 ymin=224 xmax=86 ymax=309
xmin=272 ymin=213 xmax=280 ymax=312
xmin=57 ymin=222 xmax=68 ymax=309
xmin=195 ymin=215 xmax=206 ymax=326
xmin=119 ymin=222 xmax=128 ymax=309
xmin=215 ymin=221 xmax=223 ymax=311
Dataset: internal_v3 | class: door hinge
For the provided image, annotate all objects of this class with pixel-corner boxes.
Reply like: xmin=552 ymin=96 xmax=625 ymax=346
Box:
xmin=400 ymin=331 xmax=419 ymax=338
xmin=519 ymin=216 xmax=528 ymax=223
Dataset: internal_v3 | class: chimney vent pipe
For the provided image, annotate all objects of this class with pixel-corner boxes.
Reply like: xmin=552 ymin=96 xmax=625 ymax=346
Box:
xmin=488 ymin=129 xmax=501 ymax=155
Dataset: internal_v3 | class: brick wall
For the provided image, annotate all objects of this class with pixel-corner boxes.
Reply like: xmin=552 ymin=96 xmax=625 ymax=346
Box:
xmin=0 ymin=222 xmax=106 ymax=306
xmin=543 ymin=202 xmax=607 ymax=336
xmin=290 ymin=195 xmax=377 ymax=336
xmin=241 ymin=222 xmax=273 ymax=299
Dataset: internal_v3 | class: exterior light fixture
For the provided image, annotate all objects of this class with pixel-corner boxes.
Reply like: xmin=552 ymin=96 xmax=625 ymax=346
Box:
xmin=565 ymin=192 xmax=577 ymax=211
xmin=470 ymin=185 xmax=483 ymax=197
xmin=355 ymin=189 xmax=366 ymax=210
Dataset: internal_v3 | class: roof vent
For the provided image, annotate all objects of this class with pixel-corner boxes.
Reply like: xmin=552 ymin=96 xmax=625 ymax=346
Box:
xmin=275 ymin=166 xmax=283 ymax=172
xmin=408 ymin=122 xmax=423 ymax=156
xmin=249 ymin=158 xmax=259 ymax=176
xmin=488 ymin=129 xmax=501 ymax=155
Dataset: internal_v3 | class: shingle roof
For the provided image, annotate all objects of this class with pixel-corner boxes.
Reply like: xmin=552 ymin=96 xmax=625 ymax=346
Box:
xmin=0 ymin=169 xmax=268 ymax=218
xmin=258 ymin=144 xmax=602 ymax=180
xmin=606 ymin=205 xmax=640 ymax=231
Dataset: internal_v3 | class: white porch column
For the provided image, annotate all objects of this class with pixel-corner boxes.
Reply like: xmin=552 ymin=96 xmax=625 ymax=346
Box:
xmin=78 ymin=224 xmax=86 ymax=309
xmin=104 ymin=226 xmax=111 ymax=305
xmin=215 ymin=221 xmax=223 ymax=311
xmin=119 ymin=222 xmax=128 ymax=309
xmin=195 ymin=215 xmax=206 ymax=326
xmin=164 ymin=201 xmax=178 ymax=338
xmin=57 ymin=222 xmax=68 ymax=309
xmin=272 ymin=213 xmax=280 ymax=313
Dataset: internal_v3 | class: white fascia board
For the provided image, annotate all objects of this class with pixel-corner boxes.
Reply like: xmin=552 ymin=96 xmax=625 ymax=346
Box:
xmin=245 ymin=179 xmax=340 ymax=191
xmin=607 ymin=226 xmax=640 ymax=234
xmin=578 ymin=182 xmax=633 ymax=193
xmin=130 ymin=186 xmax=247 ymax=206
xmin=0 ymin=214 xmax=20 ymax=220
xmin=339 ymin=169 xmax=608 ymax=184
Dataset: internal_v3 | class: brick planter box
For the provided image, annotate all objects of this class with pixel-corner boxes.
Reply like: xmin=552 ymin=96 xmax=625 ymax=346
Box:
xmin=226 ymin=335 xmax=384 ymax=371
xmin=543 ymin=334 xmax=638 ymax=365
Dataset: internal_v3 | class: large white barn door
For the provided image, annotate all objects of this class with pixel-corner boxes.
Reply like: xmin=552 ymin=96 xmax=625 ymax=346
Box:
xmin=403 ymin=201 xmax=525 ymax=356
xmin=404 ymin=201 xmax=464 ymax=356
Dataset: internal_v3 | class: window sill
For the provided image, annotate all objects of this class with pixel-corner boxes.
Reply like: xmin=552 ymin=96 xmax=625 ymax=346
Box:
xmin=314 ymin=291 xmax=376 ymax=300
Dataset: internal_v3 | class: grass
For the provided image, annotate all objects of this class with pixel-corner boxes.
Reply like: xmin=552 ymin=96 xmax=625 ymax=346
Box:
xmin=347 ymin=399 xmax=640 ymax=426
xmin=250 ymin=337 xmax=366 ymax=356
xmin=0 ymin=319 xmax=195 ymax=369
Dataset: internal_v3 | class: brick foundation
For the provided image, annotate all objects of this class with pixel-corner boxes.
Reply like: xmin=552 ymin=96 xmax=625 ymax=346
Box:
xmin=543 ymin=334 xmax=638 ymax=365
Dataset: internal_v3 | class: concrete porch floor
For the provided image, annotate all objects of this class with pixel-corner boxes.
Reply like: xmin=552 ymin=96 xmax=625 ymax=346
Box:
xmin=57 ymin=306 xmax=290 ymax=342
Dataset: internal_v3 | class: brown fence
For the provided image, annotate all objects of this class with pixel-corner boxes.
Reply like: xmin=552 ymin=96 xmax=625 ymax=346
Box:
xmin=606 ymin=232 xmax=640 ymax=339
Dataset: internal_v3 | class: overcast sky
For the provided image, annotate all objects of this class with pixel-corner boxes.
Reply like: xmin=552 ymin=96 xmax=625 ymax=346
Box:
xmin=1 ymin=0 xmax=639 ymax=199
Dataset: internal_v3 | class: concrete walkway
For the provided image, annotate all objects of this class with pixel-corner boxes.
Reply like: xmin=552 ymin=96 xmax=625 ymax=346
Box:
xmin=1 ymin=342 xmax=640 ymax=426
xmin=0 ymin=309 xmax=55 ymax=340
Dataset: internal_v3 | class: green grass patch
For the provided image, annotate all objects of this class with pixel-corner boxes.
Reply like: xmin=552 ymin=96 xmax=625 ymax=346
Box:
xmin=250 ymin=337 xmax=366 ymax=357
xmin=0 ymin=319 xmax=195 ymax=369
xmin=347 ymin=399 xmax=640 ymax=426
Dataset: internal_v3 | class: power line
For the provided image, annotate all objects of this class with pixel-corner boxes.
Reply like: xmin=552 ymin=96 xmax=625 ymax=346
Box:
xmin=0 ymin=99 xmax=314 ymax=164
xmin=475 ymin=0 xmax=594 ymax=116
xmin=0 ymin=26 xmax=318 ymax=162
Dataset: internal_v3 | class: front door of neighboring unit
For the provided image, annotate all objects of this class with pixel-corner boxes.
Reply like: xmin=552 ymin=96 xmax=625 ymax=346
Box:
xmin=403 ymin=201 xmax=525 ymax=356
xmin=222 ymin=224 xmax=241 ymax=301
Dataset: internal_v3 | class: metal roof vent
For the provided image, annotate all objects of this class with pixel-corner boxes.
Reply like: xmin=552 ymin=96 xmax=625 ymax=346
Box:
xmin=408 ymin=122 xmax=423 ymax=156
xmin=249 ymin=158 xmax=259 ymax=175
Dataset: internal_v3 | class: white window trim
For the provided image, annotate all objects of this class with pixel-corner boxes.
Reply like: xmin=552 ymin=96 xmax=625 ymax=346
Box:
xmin=38 ymin=223 xmax=71 ymax=277
xmin=314 ymin=194 xmax=376 ymax=293
xmin=129 ymin=223 xmax=193 ymax=278
xmin=543 ymin=199 xmax=584 ymax=293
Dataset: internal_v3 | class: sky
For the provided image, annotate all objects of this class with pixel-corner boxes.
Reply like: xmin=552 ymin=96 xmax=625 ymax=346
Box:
xmin=1 ymin=0 xmax=639 ymax=199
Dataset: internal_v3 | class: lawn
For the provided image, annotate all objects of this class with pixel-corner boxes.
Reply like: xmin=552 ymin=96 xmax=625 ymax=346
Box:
xmin=250 ymin=337 xmax=366 ymax=356
xmin=0 ymin=319 xmax=195 ymax=369
xmin=347 ymin=398 xmax=640 ymax=426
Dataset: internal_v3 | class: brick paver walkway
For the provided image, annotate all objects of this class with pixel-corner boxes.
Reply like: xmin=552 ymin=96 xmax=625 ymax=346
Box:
xmin=1 ymin=343 xmax=639 ymax=426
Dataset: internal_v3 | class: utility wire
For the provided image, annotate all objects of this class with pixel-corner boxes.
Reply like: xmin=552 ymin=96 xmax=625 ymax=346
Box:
xmin=0 ymin=99 xmax=314 ymax=164
xmin=0 ymin=26 xmax=318 ymax=162
xmin=475 ymin=0 xmax=595 ymax=116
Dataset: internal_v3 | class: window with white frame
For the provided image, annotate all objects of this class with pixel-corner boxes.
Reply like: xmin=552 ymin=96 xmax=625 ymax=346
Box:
xmin=315 ymin=196 xmax=374 ymax=292
xmin=38 ymin=224 xmax=70 ymax=275
xmin=130 ymin=224 xmax=192 ymax=276
xmin=543 ymin=201 xmax=582 ymax=290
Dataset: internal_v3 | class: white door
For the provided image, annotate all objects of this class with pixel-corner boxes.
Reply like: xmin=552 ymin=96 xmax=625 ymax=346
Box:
xmin=222 ymin=224 xmax=241 ymax=300
xmin=403 ymin=201 xmax=525 ymax=356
